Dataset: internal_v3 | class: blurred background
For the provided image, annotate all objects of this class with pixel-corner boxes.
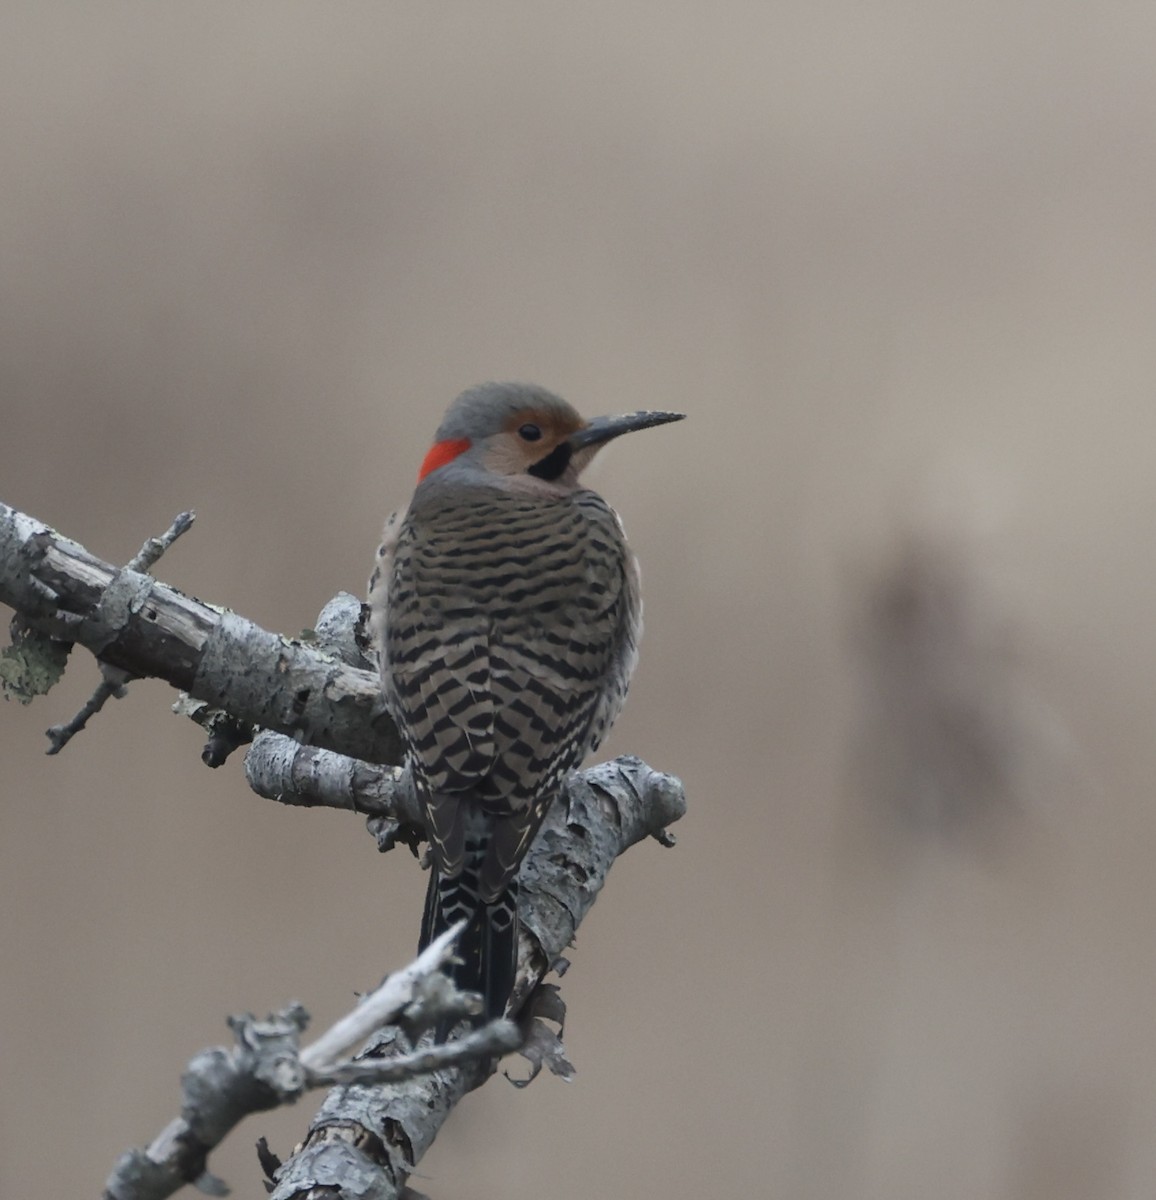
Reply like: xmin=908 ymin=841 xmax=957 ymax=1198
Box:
xmin=3 ymin=4 xmax=1156 ymax=1197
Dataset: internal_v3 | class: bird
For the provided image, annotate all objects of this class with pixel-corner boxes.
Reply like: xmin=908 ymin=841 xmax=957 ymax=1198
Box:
xmin=368 ymin=382 xmax=683 ymax=1032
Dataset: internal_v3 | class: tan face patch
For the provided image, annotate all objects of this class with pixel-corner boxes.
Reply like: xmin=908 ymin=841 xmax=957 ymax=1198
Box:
xmin=501 ymin=406 xmax=584 ymax=441
xmin=483 ymin=407 xmax=586 ymax=476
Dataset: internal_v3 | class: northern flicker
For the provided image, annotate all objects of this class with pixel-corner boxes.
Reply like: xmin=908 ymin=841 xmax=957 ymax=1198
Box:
xmin=368 ymin=382 xmax=683 ymax=1029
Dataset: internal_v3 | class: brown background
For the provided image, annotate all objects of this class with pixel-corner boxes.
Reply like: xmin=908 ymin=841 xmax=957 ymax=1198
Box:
xmin=4 ymin=5 xmax=1156 ymax=1197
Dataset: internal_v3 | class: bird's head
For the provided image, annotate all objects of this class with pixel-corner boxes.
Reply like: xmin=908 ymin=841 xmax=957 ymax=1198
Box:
xmin=417 ymin=382 xmax=684 ymax=488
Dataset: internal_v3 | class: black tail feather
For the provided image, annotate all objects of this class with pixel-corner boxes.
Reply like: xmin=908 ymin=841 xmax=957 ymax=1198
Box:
xmin=420 ymin=863 xmax=518 ymax=1038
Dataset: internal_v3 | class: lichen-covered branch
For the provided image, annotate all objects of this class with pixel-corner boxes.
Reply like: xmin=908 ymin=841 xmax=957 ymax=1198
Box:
xmin=102 ymin=929 xmax=522 ymax=1200
xmin=0 ymin=499 xmax=688 ymax=1199
xmin=100 ymin=749 xmax=684 ymax=1200
xmin=0 ymin=500 xmax=402 ymax=762
xmin=244 ymin=729 xmax=422 ymax=822
xmin=265 ymin=755 xmax=685 ymax=1199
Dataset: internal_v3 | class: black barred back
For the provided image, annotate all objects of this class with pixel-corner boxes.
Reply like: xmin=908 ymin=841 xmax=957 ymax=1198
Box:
xmin=378 ymin=479 xmax=640 ymax=892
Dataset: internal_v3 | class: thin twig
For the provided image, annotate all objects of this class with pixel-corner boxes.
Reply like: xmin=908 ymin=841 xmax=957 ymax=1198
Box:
xmin=307 ymin=1021 xmax=523 ymax=1088
xmin=41 ymin=513 xmax=195 ymax=754
xmin=127 ymin=511 xmax=196 ymax=573
xmin=300 ymin=923 xmax=467 ymax=1071
xmin=44 ymin=665 xmax=131 ymax=754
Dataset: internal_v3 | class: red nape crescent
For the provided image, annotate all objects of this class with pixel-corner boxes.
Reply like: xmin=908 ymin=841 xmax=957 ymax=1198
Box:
xmin=418 ymin=437 xmax=472 ymax=482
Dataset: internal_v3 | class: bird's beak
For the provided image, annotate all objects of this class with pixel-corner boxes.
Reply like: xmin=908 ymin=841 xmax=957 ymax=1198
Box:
xmin=567 ymin=410 xmax=686 ymax=451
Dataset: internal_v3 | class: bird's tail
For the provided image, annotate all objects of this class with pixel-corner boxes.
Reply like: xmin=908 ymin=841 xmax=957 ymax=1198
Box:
xmin=419 ymin=856 xmax=518 ymax=1038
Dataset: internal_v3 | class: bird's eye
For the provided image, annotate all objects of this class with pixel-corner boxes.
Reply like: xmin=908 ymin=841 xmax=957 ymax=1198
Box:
xmin=518 ymin=423 xmax=543 ymax=442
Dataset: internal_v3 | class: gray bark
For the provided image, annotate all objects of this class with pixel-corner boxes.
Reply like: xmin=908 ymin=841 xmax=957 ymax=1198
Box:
xmin=0 ymin=501 xmax=402 ymax=763
xmin=266 ymin=756 xmax=683 ymax=1200
xmin=0 ymin=499 xmax=686 ymax=1198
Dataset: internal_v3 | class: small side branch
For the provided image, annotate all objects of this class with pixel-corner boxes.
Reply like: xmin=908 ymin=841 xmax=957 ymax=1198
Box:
xmin=103 ymin=927 xmax=520 ymax=1200
xmin=41 ymin=514 xmax=198 ymax=752
xmin=44 ymin=664 xmax=131 ymax=753
xmin=300 ymin=925 xmax=473 ymax=1071
xmin=126 ymin=511 xmax=196 ymax=573
xmin=244 ymin=729 xmax=423 ymax=823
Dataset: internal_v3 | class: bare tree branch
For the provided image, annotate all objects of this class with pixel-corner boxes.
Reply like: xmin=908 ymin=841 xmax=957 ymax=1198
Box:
xmin=0 ymin=500 xmax=402 ymax=762
xmin=102 ymin=928 xmax=523 ymax=1200
xmin=265 ymin=755 xmax=685 ymax=1199
xmin=244 ymin=729 xmax=422 ymax=822
xmin=0 ymin=499 xmax=687 ymax=1198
